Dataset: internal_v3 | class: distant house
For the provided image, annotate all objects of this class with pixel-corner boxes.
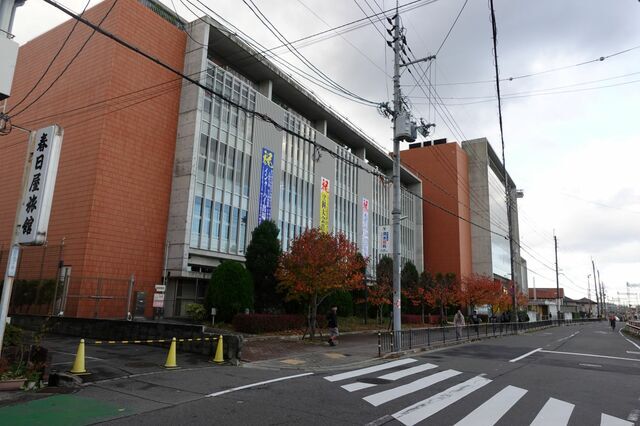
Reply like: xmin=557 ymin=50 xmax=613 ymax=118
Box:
xmin=528 ymin=288 xmax=564 ymax=320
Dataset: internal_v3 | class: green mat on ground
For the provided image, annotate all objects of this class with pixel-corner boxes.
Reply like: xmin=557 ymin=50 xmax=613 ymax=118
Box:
xmin=0 ymin=394 xmax=124 ymax=426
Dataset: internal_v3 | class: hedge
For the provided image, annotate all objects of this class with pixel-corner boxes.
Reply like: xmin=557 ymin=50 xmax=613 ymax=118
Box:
xmin=233 ymin=314 xmax=307 ymax=334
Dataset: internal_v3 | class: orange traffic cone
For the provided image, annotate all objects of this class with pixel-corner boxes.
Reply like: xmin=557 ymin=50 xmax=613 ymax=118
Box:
xmin=69 ymin=339 xmax=90 ymax=375
xmin=163 ymin=337 xmax=179 ymax=369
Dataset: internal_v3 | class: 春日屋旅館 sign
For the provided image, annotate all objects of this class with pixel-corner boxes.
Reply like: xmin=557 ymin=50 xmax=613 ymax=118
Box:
xmin=16 ymin=125 xmax=63 ymax=246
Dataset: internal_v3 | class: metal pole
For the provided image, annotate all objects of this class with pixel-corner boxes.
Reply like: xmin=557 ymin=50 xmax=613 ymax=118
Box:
xmin=391 ymin=7 xmax=402 ymax=337
xmin=0 ymin=130 xmax=35 ymax=355
xmin=554 ymin=234 xmax=560 ymax=319
xmin=126 ymin=273 xmax=134 ymax=320
xmin=592 ymin=259 xmax=599 ymax=317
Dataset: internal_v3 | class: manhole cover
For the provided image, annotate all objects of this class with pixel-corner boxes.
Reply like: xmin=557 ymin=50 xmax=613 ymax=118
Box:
xmin=124 ymin=361 xmax=157 ymax=368
xmin=359 ymin=378 xmax=393 ymax=385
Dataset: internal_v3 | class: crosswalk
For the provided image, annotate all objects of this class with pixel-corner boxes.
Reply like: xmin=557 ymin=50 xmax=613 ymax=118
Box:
xmin=323 ymin=358 xmax=633 ymax=426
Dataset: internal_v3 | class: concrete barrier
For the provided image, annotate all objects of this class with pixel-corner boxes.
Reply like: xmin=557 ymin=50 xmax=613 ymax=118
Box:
xmin=9 ymin=314 xmax=243 ymax=362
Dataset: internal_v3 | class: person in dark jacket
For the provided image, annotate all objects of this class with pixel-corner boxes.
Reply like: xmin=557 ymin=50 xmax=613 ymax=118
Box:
xmin=326 ymin=306 xmax=338 ymax=346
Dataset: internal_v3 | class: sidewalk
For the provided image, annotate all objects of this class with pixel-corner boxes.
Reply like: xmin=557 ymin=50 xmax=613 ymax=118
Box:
xmin=241 ymin=331 xmax=383 ymax=371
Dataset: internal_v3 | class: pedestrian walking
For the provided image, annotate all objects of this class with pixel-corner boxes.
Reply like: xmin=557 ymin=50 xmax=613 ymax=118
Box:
xmin=326 ymin=306 xmax=339 ymax=346
xmin=471 ymin=310 xmax=480 ymax=334
xmin=609 ymin=313 xmax=616 ymax=332
xmin=454 ymin=310 xmax=465 ymax=340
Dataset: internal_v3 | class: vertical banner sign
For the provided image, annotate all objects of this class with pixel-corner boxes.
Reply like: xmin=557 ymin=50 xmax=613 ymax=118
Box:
xmin=258 ymin=148 xmax=275 ymax=224
xmin=378 ymin=225 xmax=391 ymax=254
xmin=319 ymin=177 xmax=330 ymax=232
xmin=17 ymin=125 xmax=64 ymax=246
xmin=362 ymin=198 xmax=369 ymax=258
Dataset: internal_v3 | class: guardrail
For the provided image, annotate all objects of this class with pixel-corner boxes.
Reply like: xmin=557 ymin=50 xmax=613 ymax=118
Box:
xmin=377 ymin=318 xmax=601 ymax=356
xmin=625 ymin=321 xmax=640 ymax=337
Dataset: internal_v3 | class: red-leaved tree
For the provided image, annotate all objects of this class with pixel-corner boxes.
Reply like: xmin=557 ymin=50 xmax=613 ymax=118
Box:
xmin=276 ymin=228 xmax=366 ymax=338
xmin=406 ymin=271 xmax=434 ymax=324
xmin=458 ymin=274 xmax=504 ymax=313
xmin=425 ymin=272 xmax=458 ymax=324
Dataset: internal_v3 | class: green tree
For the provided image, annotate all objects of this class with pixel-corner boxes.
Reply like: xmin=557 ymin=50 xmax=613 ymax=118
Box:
xmin=245 ymin=220 xmax=282 ymax=312
xmin=205 ymin=261 xmax=254 ymax=322
xmin=401 ymin=260 xmax=419 ymax=293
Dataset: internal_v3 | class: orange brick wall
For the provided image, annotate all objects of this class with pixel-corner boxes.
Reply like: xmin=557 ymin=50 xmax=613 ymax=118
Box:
xmin=0 ymin=0 xmax=186 ymax=318
xmin=401 ymin=143 xmax=472 ymax=281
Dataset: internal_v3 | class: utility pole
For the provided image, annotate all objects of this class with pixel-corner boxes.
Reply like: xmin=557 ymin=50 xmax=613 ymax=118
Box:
xmin=387 ymin=7 xmax=434 ymax=339
xmin=587 ymin=273 xmax=592 ymax=316
xmin=598 ymin=269 xmax=604 ymax=314
xmin=391 ymin=8 xmax=402 ymax=336
xmin=592 ymin=258 xmax=599 ymax=317
xmin=554 ymin=233 xmax=560 ymax=320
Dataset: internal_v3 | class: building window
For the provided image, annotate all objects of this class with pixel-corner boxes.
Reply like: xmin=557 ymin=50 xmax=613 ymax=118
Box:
xmin=190 ymin=61 xmax=256 ymax=255
xmin=278 ymin=110 xmax=315 ymax=252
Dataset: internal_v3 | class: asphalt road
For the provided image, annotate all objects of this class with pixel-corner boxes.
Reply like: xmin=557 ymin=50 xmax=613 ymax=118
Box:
xmin=82 ymin=321 xmax=640 ymax=426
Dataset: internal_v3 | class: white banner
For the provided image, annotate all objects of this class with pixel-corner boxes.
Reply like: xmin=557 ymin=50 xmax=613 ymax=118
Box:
xmin=17 ymin=125 xmax=63 ymax=245
xmin=378 ymin=225 xmax=391 ymax=254
xmin=362 ymin=198 xmax=369 ymax=258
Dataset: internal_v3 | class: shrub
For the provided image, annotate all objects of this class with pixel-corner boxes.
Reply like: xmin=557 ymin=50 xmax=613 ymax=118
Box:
xmin=232 ymin=314 xmax=307 ymax=334
xmin=401 ymin=314 xmax=423 ymax=324
xmin=205 ymin=261 xmax=253 ymax=322
xmin=185 ymin=303 xmax=206 ymax=322
xmin=3 ymin=324 xmax=23 ymax=347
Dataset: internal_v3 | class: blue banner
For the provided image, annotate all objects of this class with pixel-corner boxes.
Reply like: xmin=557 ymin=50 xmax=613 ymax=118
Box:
xmin=258 ymin=148 xmax=275 ymax=224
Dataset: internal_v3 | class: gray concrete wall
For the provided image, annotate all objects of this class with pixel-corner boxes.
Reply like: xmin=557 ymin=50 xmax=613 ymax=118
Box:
xmin=463 ymin=138 xmax=493 ymax=277
xmin=166 ymin=20 xmax=209 ymax=276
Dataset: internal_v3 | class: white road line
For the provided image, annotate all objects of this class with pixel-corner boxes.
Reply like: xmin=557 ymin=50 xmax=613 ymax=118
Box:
xmin=324 ymin=358 xmax=417 ymax=382
xmin=392 ymin=376 xmax=492 ymax=426
xmin=619 ymin=329 xmax=640 ymax=351
xmin=206 ymin=372 xmax=313 ymax=397
xmin=540 ymin=350 xmax=640 ymax=362
xmin=363 ymin=369 xmax=461 ymax=407
xmin=341 ymin=363 xmax=438 ymax=393
xmin=556 ymin=331 xmax=580 ymax=342
xmin=601 ymin=413 xmax=634 ymax=426
xmin=530 ymin=398 xmax=575 ymax=426
xmin=342 ymin=382 xmax=376 ymax=392
xmin=509 ymin=348 xmax=542 ymax=363
xmin=579 ymin=363 xmax=602 ymax=368
xmin=455 ymin=385 xmax=527 ymax=426
xmin=626 ymin=351 xmax=640 ymax=355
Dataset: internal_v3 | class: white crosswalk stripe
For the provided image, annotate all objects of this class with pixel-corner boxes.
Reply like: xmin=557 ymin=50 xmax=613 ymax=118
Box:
xmin=392 ymin=375 xmax=492 ymax=426
xmin=323 ymin=358 xmax=417 ymax=382
xmin=600 ymin=413 xmax=634 ymax=426
xmin=530 ymin=397 xmax=575 ymax=426
xmin=341 ymin=363 xmax=438 ymax=393
xmin=455 ymin=385 xmax=527 ymax=426
xmin=328 ymin=361 xmax=626 ymax=425
xmin=363 ymin=369 xmax=461 ymax=407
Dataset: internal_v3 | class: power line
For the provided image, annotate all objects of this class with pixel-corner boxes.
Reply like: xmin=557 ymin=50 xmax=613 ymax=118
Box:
xmin=241 ymin=0 xmax=377 ymax=105
xmin=9 ymin=0 xmax=119 ymax=119
xmin=7 ymin=0 xmax=92 ymax=114
xmin=401 ymin=42 xmax=640 ymax=87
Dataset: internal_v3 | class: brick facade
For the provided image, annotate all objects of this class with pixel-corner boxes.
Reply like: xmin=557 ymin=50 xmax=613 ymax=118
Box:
xmin=0 ymin=0 xmax=186 ymax=318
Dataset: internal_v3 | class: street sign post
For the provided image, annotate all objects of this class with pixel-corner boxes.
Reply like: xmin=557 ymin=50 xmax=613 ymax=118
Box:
xmin=0 ymin=125 xmax=63 ymax=355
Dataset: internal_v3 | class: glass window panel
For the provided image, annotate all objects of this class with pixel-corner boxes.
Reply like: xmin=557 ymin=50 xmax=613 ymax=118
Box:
xmin=192 ymin=196 xmax=202 ymax=235
xmin=213 ymin=202 xmax=221 ymax=239
xmin=230 ymin=207 xmax=239 ymax=253
xmin=203 ymin=199 xmax=212 ymax=240
xmin=197 ymin=157 xmax=206 ymax=183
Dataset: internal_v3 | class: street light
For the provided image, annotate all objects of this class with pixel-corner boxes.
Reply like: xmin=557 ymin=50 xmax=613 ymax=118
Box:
xmin=587 ymin=274 xmax=592 ymax=316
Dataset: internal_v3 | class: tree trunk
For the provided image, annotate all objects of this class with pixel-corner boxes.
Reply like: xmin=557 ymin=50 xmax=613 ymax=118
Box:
xmin=440 ymin=303 xmax=445 ymax=325
xmin=421 ymin=303 xmax=425 ymax=324
xmin=310 ymin=294 xmax=318 ymax=339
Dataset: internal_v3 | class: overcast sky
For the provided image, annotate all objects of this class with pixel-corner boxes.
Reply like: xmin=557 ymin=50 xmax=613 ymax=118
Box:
xmin=11 ymin=0 xmax=640 ymax=304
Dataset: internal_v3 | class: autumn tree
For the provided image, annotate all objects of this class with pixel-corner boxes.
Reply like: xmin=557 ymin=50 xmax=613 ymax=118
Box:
xmin=245 ymin=220 xmax=282 ymax=312
xmin=425 ymin=272 xmax=458 ymax=324
xmin=406 ymin=271 xmax=434 ymax=324
xmin=276 ymin=228 xmax=365 ymax=338
xmin=368 ymin=256 xmax=393 ymax=324
xmin=458 ymin=274 xmax=503 ymax=313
